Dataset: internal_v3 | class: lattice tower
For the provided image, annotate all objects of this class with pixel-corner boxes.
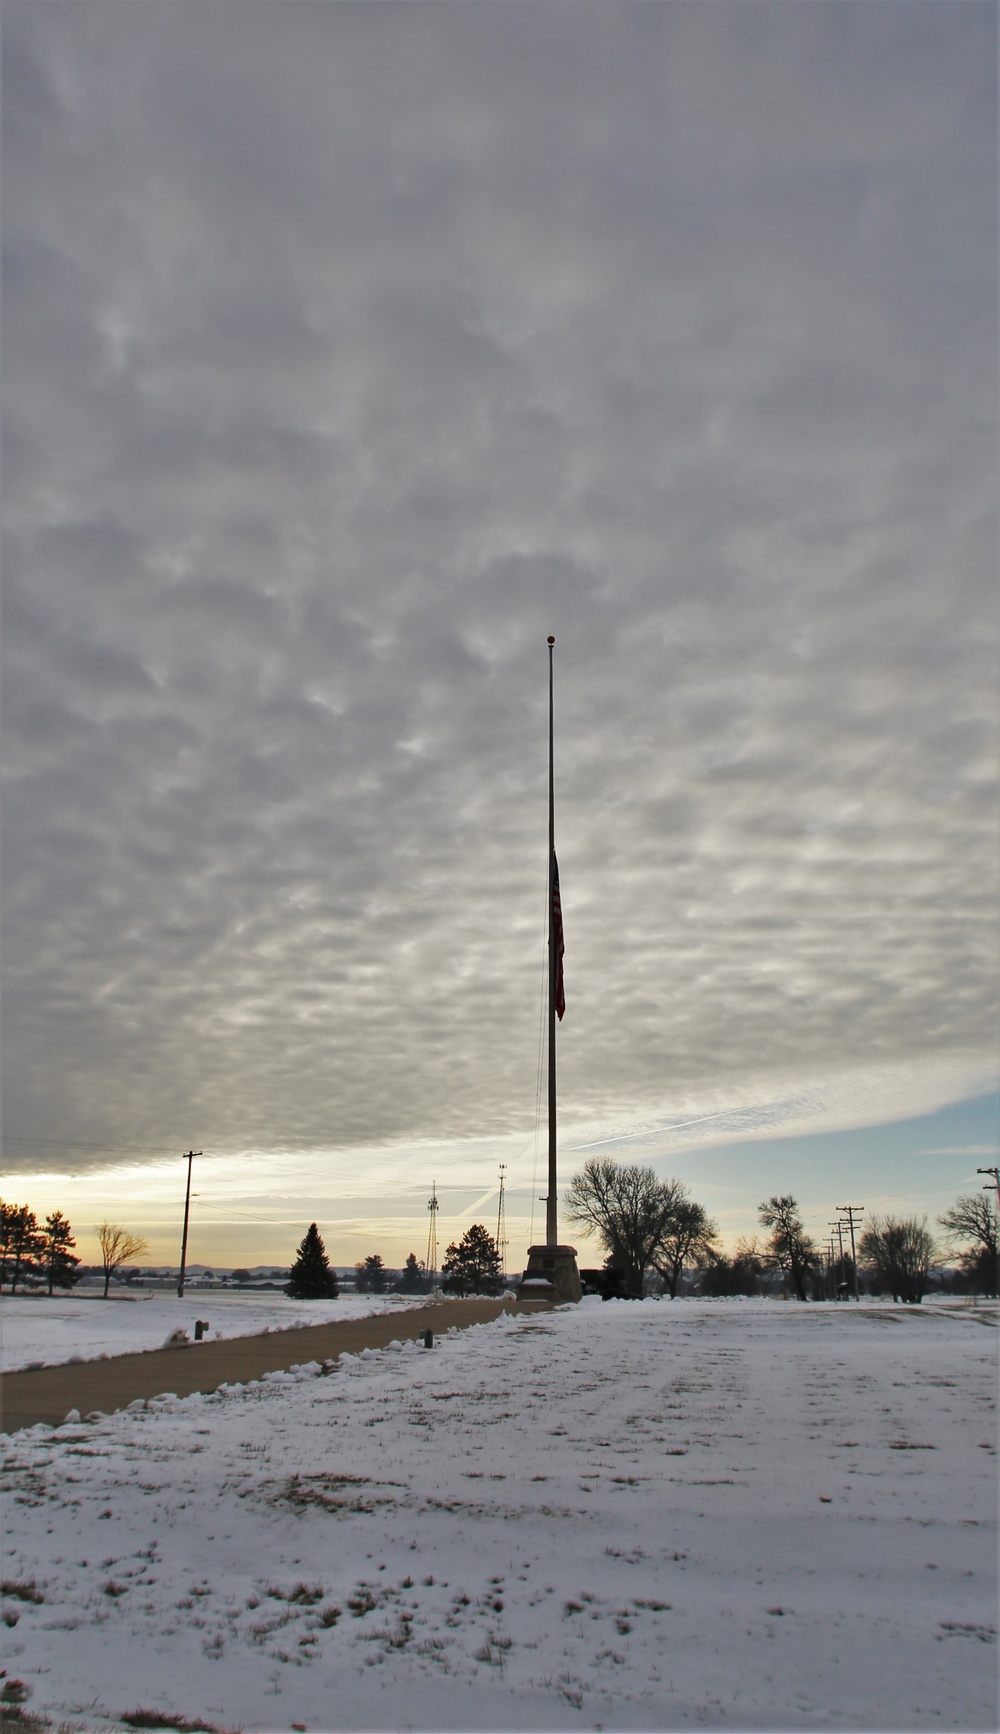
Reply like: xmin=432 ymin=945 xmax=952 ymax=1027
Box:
xmin=425 ymin=1180 xmax=439 ymax=1283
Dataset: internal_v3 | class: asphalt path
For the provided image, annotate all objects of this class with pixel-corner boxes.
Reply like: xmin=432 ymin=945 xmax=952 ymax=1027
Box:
xmin=0 ymin=1297 xmax=545 ymax=1434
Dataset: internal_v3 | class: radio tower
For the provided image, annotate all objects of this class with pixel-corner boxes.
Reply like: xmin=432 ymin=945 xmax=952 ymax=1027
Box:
xmin=425 ymin=1180 xmax=439 ymax=1286
xmin=496 ymin=1164 xmax=508 ymax=1282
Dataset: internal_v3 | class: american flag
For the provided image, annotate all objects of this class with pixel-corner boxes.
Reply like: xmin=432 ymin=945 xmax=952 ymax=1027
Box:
xmin=552 ymin=851 xmax=565 ymax=1020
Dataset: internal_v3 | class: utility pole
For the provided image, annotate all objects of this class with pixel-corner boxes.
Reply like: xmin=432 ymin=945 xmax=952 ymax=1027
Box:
xmin=177 ymin=1150 xmax=202 ymax=1298
xmin=829 ymin=1220 xmax=846 ymax=1298
xmin=836 ymin=1205 xmax=864 ymax=1302
xmin=977 ymin=1169 xmax=1000 ymax=1298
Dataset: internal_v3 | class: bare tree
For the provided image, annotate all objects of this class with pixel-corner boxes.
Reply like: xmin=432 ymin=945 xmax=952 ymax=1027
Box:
xmin=97 ymin=1222 xmax=149 ymax=1298
xmin=859 ymin=1214 xmax=936 ymax=1303
xmin=937 ymin=1194 xmax=998 ymax=1296
xmin=758 ymin=1195 xmax=816 ymax=1301
xmin=564 ymin=1160 xmax=686 ymax=1296
xmin=654 ymin=1196 xmax=719 ymax=1298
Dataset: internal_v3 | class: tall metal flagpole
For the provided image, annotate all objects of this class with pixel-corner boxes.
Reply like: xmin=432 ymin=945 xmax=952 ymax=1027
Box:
xmin=519 ymin=638 xmax=579 ymax=1304
xmin=547 ymin=636 xmax=558 ymax=1249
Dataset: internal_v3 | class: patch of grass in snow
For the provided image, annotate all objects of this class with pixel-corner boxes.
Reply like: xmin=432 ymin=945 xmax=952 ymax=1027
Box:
xmin=276 ymin=1473 xmax=399 ymax=1514
xmin=0 ymin=1708 xmax=51 ymax=1734
xmin=473 ymin=1628 xmax=513 ymax=1669
xmin=119 ymin=1712 xmax=225 ymax=1732
xmin=247 ymin=1611 xmax=294 ymax=1644
xmin=938 ymin=1623 xmax=996 ymax=1643
xmin=362 ymin=1616 xmax=413 ymax=1649
xmin=0 ymin=1582 xmax=44 ymax=1604
xmin=266 ymin=1583 xmax=324 ymax=1606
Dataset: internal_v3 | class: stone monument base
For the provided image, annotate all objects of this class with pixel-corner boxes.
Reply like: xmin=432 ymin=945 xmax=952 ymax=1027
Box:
xmin=518 ymin=1244 xmax=582 ymax=1305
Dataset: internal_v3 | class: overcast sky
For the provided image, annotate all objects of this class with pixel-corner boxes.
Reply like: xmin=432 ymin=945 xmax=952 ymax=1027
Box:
xmin=3 ymin=2 xmax=996 ymax=1267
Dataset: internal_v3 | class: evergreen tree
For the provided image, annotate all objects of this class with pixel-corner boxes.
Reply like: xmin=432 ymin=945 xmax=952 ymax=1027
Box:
xmin=285 ymin=1223 xmax=338 ymax=1299
xmin=43 ymin=1211 xmax=81 ymax=1294
xmin=354 ymin=1253 xmax=386 ymax=1293
xmin=0 ymin=1203 xmax=44 ymax=1293
xmin=441 ymin=1224 xmax=503 ymax=1296
xmin=698 ymin=1237 xmax=764 ymax=1297
xmin=397 ymin=1252 xmax=427 ymax=1293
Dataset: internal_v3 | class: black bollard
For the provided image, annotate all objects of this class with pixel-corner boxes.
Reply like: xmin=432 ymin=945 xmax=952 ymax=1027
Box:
xmin=422 ymin=1328 xmax=433 ymax=1349
xmin=194 ymin=1319 xmax=209 ymax=1341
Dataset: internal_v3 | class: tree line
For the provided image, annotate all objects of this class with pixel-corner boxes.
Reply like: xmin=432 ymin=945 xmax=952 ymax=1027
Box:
xmin=0 ymin=1204 xmax=148 ymax=1297
xmin=285 ymin=1222 xmax=506 ymax=1299
xmin=6 ymin=1175 xmax=995 ymax=1304
xmin=564 ymin=1158 xmax=998 ymax=1302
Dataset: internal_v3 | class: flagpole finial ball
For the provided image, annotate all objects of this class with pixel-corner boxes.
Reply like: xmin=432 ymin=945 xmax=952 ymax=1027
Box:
xmin=547 ymin=635 xmax=555 ymax=645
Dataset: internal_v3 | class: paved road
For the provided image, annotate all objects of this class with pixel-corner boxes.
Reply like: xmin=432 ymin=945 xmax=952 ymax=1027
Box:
xmin=0 ymin=1297 xmax=544 ymax=1434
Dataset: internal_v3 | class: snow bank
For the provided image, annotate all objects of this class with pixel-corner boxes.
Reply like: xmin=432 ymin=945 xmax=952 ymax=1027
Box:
xmin=0 ymin=1289 xmax=428 ymax=1371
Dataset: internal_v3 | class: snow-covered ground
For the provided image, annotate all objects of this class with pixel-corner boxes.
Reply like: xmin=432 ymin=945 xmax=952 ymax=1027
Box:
xmin=1 ymin=1299 xmax=996 ymax=1733
xmin=0 ymin=1290 xmax=430 ymax=1372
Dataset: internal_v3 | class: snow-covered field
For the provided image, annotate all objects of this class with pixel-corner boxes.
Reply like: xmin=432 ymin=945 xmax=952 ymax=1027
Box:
xmin=0 ymin=1290 xmax=429 ymax=1372
xmin=1 ymin=1299 xmax=996 ymax=1733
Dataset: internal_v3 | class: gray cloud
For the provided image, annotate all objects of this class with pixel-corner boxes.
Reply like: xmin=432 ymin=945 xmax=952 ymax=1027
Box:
xmin=3 ymin=2 xmax=995 ymax=1186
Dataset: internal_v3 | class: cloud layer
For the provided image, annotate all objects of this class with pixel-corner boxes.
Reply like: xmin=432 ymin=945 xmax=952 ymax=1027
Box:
xmin=3 ymin=3 xmax=995 ymax=1193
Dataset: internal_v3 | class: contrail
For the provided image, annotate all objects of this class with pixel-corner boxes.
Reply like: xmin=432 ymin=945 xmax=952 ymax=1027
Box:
xmin=460 ymin=1184 xmax=502 ymax=1219
xmin=566 ymin=1106 xmax=765 ymax=1154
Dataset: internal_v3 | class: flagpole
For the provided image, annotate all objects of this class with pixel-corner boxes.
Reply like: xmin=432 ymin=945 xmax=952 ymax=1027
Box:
xmin=518 ymin=638 xmax=579 ymax=1305
xmin=547 ymin=635 xmax=557 ymax=1249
